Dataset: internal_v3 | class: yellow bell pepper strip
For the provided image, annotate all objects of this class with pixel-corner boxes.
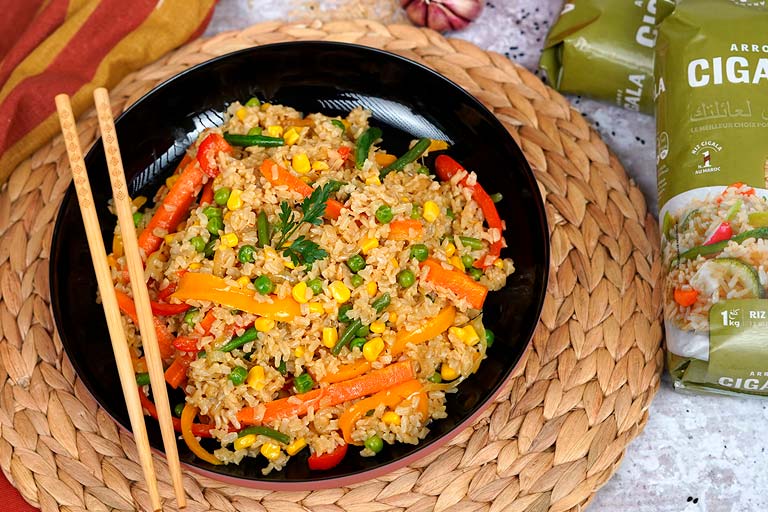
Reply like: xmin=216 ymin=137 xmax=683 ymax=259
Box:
xmin=339 ymin=379 xmax=424 ymax=444
xmin=181 ymin=404 xmax=222 ymax=465
xmin=170 ymin=272 xmax=300 ymax=321
xmin=391 ymin=305 xmax=456 ymax=356
xmin=320 ymin=360 xmax=372 ymax=384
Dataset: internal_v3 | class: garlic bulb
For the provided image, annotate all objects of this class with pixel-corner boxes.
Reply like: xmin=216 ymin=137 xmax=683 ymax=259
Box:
xmin=401 ymin=0 xmax=483 ymax=32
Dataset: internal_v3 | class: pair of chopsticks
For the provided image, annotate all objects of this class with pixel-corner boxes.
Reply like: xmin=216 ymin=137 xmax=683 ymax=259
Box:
xmin=55 ymin=89 xmax=187 ymax=511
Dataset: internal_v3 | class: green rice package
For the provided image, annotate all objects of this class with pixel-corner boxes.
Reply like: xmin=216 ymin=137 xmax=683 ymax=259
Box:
xmin=539 ymin=0 xmax=676 ymax=113
xmin=656 ymin=0 xmax=768 ymax=396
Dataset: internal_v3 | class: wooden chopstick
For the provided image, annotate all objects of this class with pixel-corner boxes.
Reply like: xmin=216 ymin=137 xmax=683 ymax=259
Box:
xmin=92 ymin=87 xmax=188 ymax=509
xmin=54 ymin=95 xmax=163 ymax=512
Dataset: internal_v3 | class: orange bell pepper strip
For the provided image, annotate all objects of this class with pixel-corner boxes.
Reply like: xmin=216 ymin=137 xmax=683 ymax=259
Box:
xmin=320 ymin=360 xmax=371 ymax=384
xmin=137 ymin=160 xmax=206 ymax=259
xmin=421 ymin=258 xmax=488 ymax=309
xmin=258 ymin=159 xmax=344 ymax=220
xmin=197 ymin=133 xmax=233 ymax=178
xmin=170 ymin=272 xmax=301 ymax=321
xmin=391 ymin=305 xmax=456 ymax=356
xmin=339 ymin=380 xmax=424 ymax=444
xmin=374 ymin=153 xmax=397 ymax=167
xmin=181 ymin=404 xmax=222 ymax=465
xmin=114 ymin=290 xmax=175 ymax=359
xmin=387 ymin=219 xmax=423 ymax=241
xmin=237 ymin=361 xmax=414 ymax=425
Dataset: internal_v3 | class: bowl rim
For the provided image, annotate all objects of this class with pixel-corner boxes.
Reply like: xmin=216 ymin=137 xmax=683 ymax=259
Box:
xmin=50 ymin=40 xmax=549 ymax=489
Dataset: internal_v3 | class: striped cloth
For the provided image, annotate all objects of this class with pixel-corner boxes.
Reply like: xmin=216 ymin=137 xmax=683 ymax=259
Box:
xmin=0 ymin=0 xmax=217 ymax=183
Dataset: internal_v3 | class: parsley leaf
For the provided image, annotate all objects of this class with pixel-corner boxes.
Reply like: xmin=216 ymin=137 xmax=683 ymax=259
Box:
xmin=282 ymin=236 xmax=328 ymax=267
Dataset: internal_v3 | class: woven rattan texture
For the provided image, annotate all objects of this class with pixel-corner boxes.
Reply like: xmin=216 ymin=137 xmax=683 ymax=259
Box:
xmin=0 ymin=20 xmax=663 ymax=512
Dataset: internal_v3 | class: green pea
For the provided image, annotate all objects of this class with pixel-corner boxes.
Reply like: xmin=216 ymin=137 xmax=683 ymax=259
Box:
xmin=468 ymin=267 xmax=483 ymax=281
xmin=202 ymin=205 xmax=222 ymax=219
xmin=355 ymin=324 xmax=370 ymax=337
xmin=245 ymin=97 xmax=261 ymax=107
xmin=427 ymin=372 xmax=442 ymax=383
xmin=133 ymin=211 xmax=143 ymax=227
xmin=364 ymin=434 xmax=383 ymax=454
xmin=190 ymin=236 xmax=206 ymax=252
xmin=409 ymin=244 xmax=429 ymax=262
xmin=350 ymin=337 xmax=367 ymax=351
xmin=229 ymin=366 xmax=248 ymax=385
xmin=173 ymin=403 xmax=185 ymax=418
xmin=331 ymin=119 xmax=346 ymax=132
xmin=490 ymin=193 xmax=503 ymax=203
xmin=183 ymin=308 xmax=199 ymax=328
xmin=415 ymin=165 xmax=430 ymax=175
xmin=214 ymin=187 xmax=231 ymax=206
xmin=203 ymin=238 xmax=217 ymax=258
xmin=338 ymin=304 xmax=353 ymax=323
xmin=461 ymin=255 xmax=474 ymax=269
xmin=397 ymin=269 xmax=415 ymax=288
xmin=294 ymin=373 xmax=315 ymax=393
xmin=277 ymin=360 xmax=287 ymax=375
xmin=347 ymin=254 xmax=366 ymax=273
xmin=198 ymin=350 xmax=207 ymax=359
xmin=238 ymin=244 xmax=256 ymax=264
xmin=307 ymin=278 xmax=324 ymax=295
xmin=247 ymin=126 xmax=263 ymax=136
xmin=253 ymin=275 xmax=274 ymax=295
xmin=135 ymin=372 xmax=150 ymax=386
xmin=375 ymin=204 xmax=393 ymax=224
xmin=207 ymin=216 xmax=224 ymax=236
xmin=350 ymin=274 xmax=364 ymax=288
xmin=446 ymin=208 xmax=455 ymax=219
xmin=410 ymin=205 xmax=421 ymax=219
xmin=485 ymin=328 xmax=495 ymax=347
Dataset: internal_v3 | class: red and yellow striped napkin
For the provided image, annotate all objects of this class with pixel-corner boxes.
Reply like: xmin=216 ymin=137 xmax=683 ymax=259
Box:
xmin=0 ymin=0 xmax=217 ymax=182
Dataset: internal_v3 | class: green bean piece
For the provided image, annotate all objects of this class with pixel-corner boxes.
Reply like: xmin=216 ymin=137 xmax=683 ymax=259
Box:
xmin=203 ymin=238 xmax=217 ymax=258
xmin=277 ymin=360 xmax=287 ymax=375
xmin=331 ymin=119 xmax=346 ymax=132
xmin=485 ymin=328 xmax=495 ymax=347
xmin=350 ymin=337 xmax=366 ymax=351
xmin=207 ymin=216 xmax=224 ymax=236
xmin=238 ymin=245 xmax=256 ymax=264
xmin=173 ymin=403 xmax=185 ymax=418
xmin=198 ymin=350 xmax=207 ymax=359
xmin=350 ymin=274 xmax=364 ymax=288
xmin=458 ymin=236 xmax=484 ymax=250
xmin=219 ymin=327 xmax=259 ymax=352
xmin=189 ymin=236 xmax=206 ymax=252
xmin=365 ymin=434 xmax=384 ymax=453
xmin=375 ymin=204 xmax=393 ymax=224
xmin=355 ymin=127 xmax=383 ymax=169
xmin=338 ymin=304 xmax=353 ymax=323
xmin=223 ymin=133 xmax=284 ymax=147
xmin=409 ymin=244 xmax=429 ymax=262
xmin=183 ymin=308 xmax=199 ymax=328
xmin=468 ymin=267 xmax=483 ymax=281
xmin=247 ymin=126 xmax=263 ymax=136
xmin=294 ymin=373 xmax=315 ymax=393
xmin=135 ymin=372 xmax=150 ymax=386
xmin=229 ymin=366 xmax=248 ymax=385
xmin=355 ymin=324 xmax=370 ymax=337
xmin=371 ymin=292 xmax=391 ymax=313
xmin=675 ymin=227 xmax=768 ymax=264
xmin=214 ymin=187 xmax=231 ymax=206
xmin=238 ymin=425 xmax=290 ymax=444
xmin=380 ymin=138 xmax=431 ymax=178
xmin=253 ymin=275 xmax=274 ymax=295
xmin=332 ymin=318 xmax=363 ymax=355
xmin=490 ymin=193 xmax=503 ymax=203
xmin=245 ymin=97 xmax=261 ymax=107
xmin=397 ymin=269 xmax=415 ymax=288
xmin=445 ymin=207 xmax=455 ymax=219
xmin=133 ymin=211 xmax=143 ymax=227
xmin=257 ymin=210 xmax=270 ymax=248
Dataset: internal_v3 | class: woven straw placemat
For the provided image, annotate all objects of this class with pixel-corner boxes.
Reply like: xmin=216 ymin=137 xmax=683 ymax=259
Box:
xmin=0 ymin=20 xmax=663 ymax=512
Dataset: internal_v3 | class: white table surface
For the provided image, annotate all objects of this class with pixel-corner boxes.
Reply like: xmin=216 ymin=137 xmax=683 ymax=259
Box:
xmin=205 ymin=2 xmax=768 ymax=510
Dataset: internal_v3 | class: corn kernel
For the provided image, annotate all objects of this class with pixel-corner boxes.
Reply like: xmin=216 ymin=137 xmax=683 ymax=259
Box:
xmin=494 ymin=258 xmax=504 ymax=269
xmin=428 ymin=139 xmax=449 ymax=151
xmin=227 ymin=189 xmax=243 ymax=210
xmin=341 ymin=119 xmax=351 ymax=131
xmin=247 ymin=366 xmax=265 ymax=389
xmin=375 ymin=153 xmax=397 ymax=167
xmin=390 ymin=257 xmax=399 ymax=269
xmin=234 ymin=434 xmax=256 ymax=451
xmin=292 ymin=281 xmax=310 ymax=303
xmin=298 ymin=176 xmax=313 ymax=184
xmin=363 ymin=337 xmax=384 ymax=362
xmin=164 ymin=234 xmax=175 ymax=245
xmin=188 ymin=262 xmax=202 ymax=270
xmin=224 ymin=211 xmax=232 ymax=222
xmin=462 ymin=325 xmax=480 ymax=346
xmin=292 ymin=153 xmax=311 ymax=174
xmin=285 ymin=438 xmax=307 ymax=456
xmin=264 ymin=246 xmax=277 ymax=261
xmin=112 ymin=234 xmax=123 ymax=257
xmin=448 ymin=326 xmax=464 ymax=340
xmin=236 ymin=107 xmax=247 ymax=121
xmin=382 ymin=411 xmax=401 ymax=425
xmin=254 ymin=317 xmax=275 ymax=332
xmin=329 ymin=281 xmax=351 ymax=303
xmin=165 ymin=174 xmax=179 ymax=189
xmin=284 ymin=128 xmax=300 ymax=146
xmin=312 ymin=160 xmax=329 ymax=171
xmin=284 ymin=258 xmax=296 ymax=269
xmin=365 ymin=175 xmax=382 ymax=186
xmin=237 ymin=276 xmax=251 ymax=288
xmin=132 ymin=196 xmax=147 ymax=208
xmin=360 ymin=237 xmax=379 ymax=255
xmin=294 ymin=346 xmax=305 ymax=358
xmin=388 ymin=312 xmax=398 ymax=324
xmin=322 ymin=327 xmax=338 ymax=348
xmin=370 ymin=321 xmax=386 ymax=334
xmin=441 ymin=364 xmax=459 ymax=381
xmin=449 ymin=255 xmax=465 ymax=272
xmin=309 ymin=302 xmax=324 ymax=314
xmin=220 ymin=233 xmax=239 ymax=248
xmin=260 ymin=442 xmax=282 ymax=461
xmin=445 ymin=243 xmax=456 ymax=257
xmin=366 ymin=281 xmax=378 ymax=297
xmin=422 ymin=201 xmax=440 ymax=223
xmin=261 ymin=102 xmax=272 ymax=110
xmin=267 ymin=125 xmax=283 ymax=137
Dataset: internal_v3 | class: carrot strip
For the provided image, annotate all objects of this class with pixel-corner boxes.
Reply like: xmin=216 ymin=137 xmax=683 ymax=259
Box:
xmin=115 ymin=290 xmax=175 ymax=359
xmin=199 ymin=310 xmax=216 ymax=334
xmin=320 ymin=360 xmax=371 ymax=384
xmin=237 ymin=361 xmax=414 ymax=425
xmin=420 ymin=258 xmax=488 ymax=309
xmin=173 ymin=153 xmax=193 ymax=175
xmin=387 ymin=219 xmax=423 ymax=241
xmin=392 ymin=305 xmax=456 ymax=356
xmin=259 ymin=159 xmax=343 ymax=220
xmin=674 ymin=288 xmax=699 ymax=307
xmin=137 ymin=160 xmax=206 ymax=258
xmin=200 ymin=180 xmax=214 ymax=205
xmin=164 ymin=353 xmax=194 ymax=389
xmin=339 ymin=380 xmax=423 ymax=444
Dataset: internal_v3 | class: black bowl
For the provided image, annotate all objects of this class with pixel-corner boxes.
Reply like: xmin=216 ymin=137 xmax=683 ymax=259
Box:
xmin=50 ymin=42 xmax=548 ymax=489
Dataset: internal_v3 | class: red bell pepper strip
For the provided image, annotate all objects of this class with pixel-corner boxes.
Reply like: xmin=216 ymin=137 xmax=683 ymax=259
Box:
xmin=156 ymin=282 xmax=177 ymax=301
xmin=138 ymin=388 xmax=218 ymax=438
xmin=197 ymin=133 xmax=233 ymax=178
xmin=150 ymin=300 xmax=191 ymax=316
xmin=434 ymin=155 xmax=503 ymax=268
xmin=173 ymin=336 xmax=199 ymax=353
xmin=308 ymin=443 xmax=348 ymax=471
xmin=704 ymin=221 xmax=733 ymax=245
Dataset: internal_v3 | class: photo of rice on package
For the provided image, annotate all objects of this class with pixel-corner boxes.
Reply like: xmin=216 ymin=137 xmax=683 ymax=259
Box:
xmin=656 ymin=0 xmax=768 ymax=396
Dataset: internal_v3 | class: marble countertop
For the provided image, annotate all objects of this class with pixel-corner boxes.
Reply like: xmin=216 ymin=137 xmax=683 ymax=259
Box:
xmin=205 ymin=2 xmax=768 ymax=510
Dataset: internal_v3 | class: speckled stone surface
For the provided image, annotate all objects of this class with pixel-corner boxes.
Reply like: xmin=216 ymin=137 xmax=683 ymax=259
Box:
xmin=205 ymin=2 xmax=768 ymax=510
